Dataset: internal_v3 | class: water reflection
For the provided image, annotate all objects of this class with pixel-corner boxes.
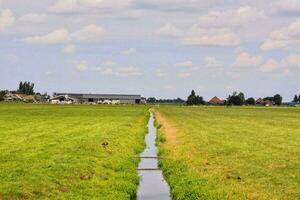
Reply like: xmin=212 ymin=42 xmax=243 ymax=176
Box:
xmin=137 ymin=112 xmax=171 ymax=200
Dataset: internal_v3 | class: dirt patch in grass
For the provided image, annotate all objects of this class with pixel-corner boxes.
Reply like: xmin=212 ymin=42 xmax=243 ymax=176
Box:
xmin=152 ymin=109 xmax=178 ymax=145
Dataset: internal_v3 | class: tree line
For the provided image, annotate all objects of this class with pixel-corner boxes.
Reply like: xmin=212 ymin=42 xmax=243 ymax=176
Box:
xmin=187 ymin=90 xmax=205 ymax=105
xmin=0 ymin=81 xmax=36 ymax=100
xmin=0 ymin=81 xmax=49 ymax=102
xmin=293 ymin=95 xmax=300 ymax=103
xmin=147 ymin=97 xmax=185 ymax=104
xmin=18 ymin=81 xmax=35 ymax=95
xmin=186 ymin=90 xmax=285 ymax=106
xmin=148 ymin=90 xmax=298 ymax=106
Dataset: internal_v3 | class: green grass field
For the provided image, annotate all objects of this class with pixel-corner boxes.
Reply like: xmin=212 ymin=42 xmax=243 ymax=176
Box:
xmin=154 ymin=106 xmax=300 ymax=200
xmin=0 ymin=104 xmax=149 ymax=199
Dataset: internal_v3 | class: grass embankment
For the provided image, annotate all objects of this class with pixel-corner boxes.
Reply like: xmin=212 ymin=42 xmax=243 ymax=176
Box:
xmin=0 ymin=104 xmax=149 ymax=199
xmin=154 ymin=106 xmax=300 ymax=200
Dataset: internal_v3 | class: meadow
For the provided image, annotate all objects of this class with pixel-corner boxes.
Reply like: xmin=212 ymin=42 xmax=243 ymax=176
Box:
xmin=154 ymin=106 xmax=300 ymax=200
xmin=0 ymin=104 xmax=149 ymax=199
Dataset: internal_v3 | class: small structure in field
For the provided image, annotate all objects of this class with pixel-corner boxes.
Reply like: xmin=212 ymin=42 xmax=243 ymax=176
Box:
xmin=4 ymin=93 xmax=19 ymax=101
xmin=4 ymin=92 xmax=37 ymax=103
xmin=256 ymin=98 xmax=274 ymax=106
xmin=209 ymin=96 xmax=223 ymax=105
xmin=50 ymin=95 xmax=77 ymax=104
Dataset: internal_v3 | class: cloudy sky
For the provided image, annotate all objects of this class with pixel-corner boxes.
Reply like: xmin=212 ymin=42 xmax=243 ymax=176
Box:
xmin=1 ymin=0 xmax=300 ymax=100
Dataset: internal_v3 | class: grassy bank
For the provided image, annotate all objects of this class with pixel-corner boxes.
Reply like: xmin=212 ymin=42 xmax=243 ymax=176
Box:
xmin=0 ymin=104 xmax=149 ymax=199
xmin=154 ymin=106 xmax=300 ymax=200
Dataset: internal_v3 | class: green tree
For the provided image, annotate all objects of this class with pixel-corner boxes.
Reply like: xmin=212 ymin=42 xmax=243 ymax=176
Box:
xmin=196 ymin=95 xmax=204 ymax=105
xmin=19 ymin=82 xmax=23 ymax=93
xmin=0 ymin=90 xmax=8 ymax=101
xmin=238 ymin=92 xmax=245 ymax=104
xmin=18 ymin=81 xmax=35 ymax=95
xmin=187 ymin=90 xmax=197 ymax=105
xmin=273 ymin=94 xmax=282 ymax=105
xmin=227 ymin=92 xmax=245 ymax=106
xmin=246 ymin=97 xmax=255 ymax=105
xmin=263 ymin=96 xmax=274 ymax=101
xmin=187 ymin=90 xmax=205 ymax=105
xmin=293 ymin=95 xmax=298 ymax=103
xmin=147 ymin=97 xmax=156 ymax=103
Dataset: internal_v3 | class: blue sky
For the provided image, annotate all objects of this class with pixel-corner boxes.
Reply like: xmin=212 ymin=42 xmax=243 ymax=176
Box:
xmin=1 ymin=0 xmax=300 ymax=101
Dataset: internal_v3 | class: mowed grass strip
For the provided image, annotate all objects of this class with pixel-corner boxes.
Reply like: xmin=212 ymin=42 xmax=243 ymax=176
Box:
xmin=154 ymin=106 xmax=300 ymax=200
xmin=0 ymin=104 xmax=149 ymax=199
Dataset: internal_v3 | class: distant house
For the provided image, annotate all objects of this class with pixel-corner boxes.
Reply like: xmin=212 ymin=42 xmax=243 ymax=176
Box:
xmin=4 ymin=93 xmax=37 ymax=102
xmin=255 ymin=98 xmax=264 ymax=105
xmin=209 ymin=96 xmax=223 ymax=105
xmin=4 ymin=93 xmax=19 ymax=101
xmin=51 ymin=93 xmax=143 ymax=104
xmin=34 ymin=95 xmax=48 ymax=103
xmin=256 ymin=98 xmax=274 ymax=106
xmin=50 ymin=95 xmax=77 ymax=104
xmin=15 ymin=94 xmax=36 ymax=102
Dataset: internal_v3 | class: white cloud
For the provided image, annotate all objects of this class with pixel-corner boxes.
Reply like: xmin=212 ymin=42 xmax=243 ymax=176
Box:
xmin=135 ymin=0 xmax=213 ymax=12
xmin=163 ymin=85 xmax=173 ymax=90
xmin=49 ymin=0 xmax=132 ymax=13
xmin=283 ymin=54 xmax=300 ymax=68
xmin=63 ymin=44 xmax=76 ymax=54
xmin=79 ymin=0 xmax=132 ymax=9
xmin=156 ymin=23 xmax=183 ymax=37
xmin=261 ymin=19 xmax=300 ymax=51
xmin=182 ymin=6 xmax=265 ymax=45
xmin=49 ymin=0 xmax=81 ymax=13
xmin=177 ymin=72 xmax=191 ymax=78
xmin=184 ymin=26 xmax=240 ymax=46
xmin=117 ymin=66 xmax=142 ymax=76
xmin=205 ymin=56 xmax=223 ymax=68
xmin=23 ymin=24 xmax=105 ymax=45
xmin=156 ymin=69 xmax=167 ymax=77
xmin=23 ymin=29 xmax=70 ymax=45
xmin=19 ymin=13 xmax=47 ymax=23
xmin=0 ymin=9 xmax=15 ymax=31
xmin=96 ymin=61 xmax=117 ymax=75
xmin=76 ymin=61 xmax=88 ymax=71
xmin=101 ymin=61 xmax=118 ymax=68
xmin=260 ymin=59 xmax=279 ymax=72
xmin=259 ymin=54 xmax=300 ymax=74
xmin=198 ymin=6 xmax=264 ymax=28
xmin=175 ymin=60 xmax=193 ymax=67
xmin=272 ymin=0 xmax=300 ymax=14
xmin=79 ymin=0 xmax=107 ymax=7
xmin=96 ymin=61 xmax=142 ymax=76
xmin=234 ymin=51 xmax=262 ymax=67
xmin=70 ymin=24 xmax=105 ymax=43
xmin=122 ymin=48 xmax=137 ymax=55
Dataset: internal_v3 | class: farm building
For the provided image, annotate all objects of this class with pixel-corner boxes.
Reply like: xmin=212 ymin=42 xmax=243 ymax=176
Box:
xmin=4 ymin=92 xmax=37 ymax=102
xmin=256 ymin=98 xmax=274 ymax=106
xmin=51 ymin=93 xmax=143 ymax=104
xmin=209 ymin=96 xmax=224 ymax=105
xmin=50 ymin=95 xmax=77 ymax=104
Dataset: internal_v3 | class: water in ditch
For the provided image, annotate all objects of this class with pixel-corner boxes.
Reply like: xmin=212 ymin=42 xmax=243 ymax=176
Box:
xmin=137 ymin=112 xmax=171 ymax=200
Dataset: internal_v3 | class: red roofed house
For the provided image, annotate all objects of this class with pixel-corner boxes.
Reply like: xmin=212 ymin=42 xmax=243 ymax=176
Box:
xmin=209 ymin=96 xmax=223 ymax=105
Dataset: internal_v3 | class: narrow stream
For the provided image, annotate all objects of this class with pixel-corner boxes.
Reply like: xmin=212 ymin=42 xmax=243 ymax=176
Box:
xmin=137 ymin=112 xmax=171 ymax=200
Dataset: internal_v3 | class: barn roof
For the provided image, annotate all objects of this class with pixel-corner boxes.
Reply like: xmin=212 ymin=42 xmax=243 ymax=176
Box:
xmin=209 ymin=96 xmax=223 ymax=104
xmin=50 ymin=95 xmax=76 ymax=101
xmin=55 ymin=93 xmax=141 ymax=100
